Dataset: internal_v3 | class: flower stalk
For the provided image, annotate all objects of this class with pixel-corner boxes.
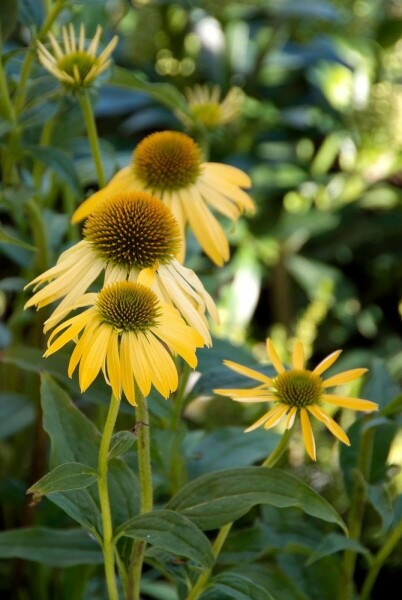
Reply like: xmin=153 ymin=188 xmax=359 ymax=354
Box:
xmin=98 ymin=393 xmax=121 ymax=600
xmin=127 ymin=394 xmax=153 ymax=600
xmin=78 ymin=91 xmax=106 ymax=188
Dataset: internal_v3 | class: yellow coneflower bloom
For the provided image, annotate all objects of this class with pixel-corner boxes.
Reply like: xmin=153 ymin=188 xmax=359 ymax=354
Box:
xmin=177 ymin=84 xmax=245 ymax=129
xmin=71 ymin=131 xmax=255 ymax=266
xmin=44 ymin=281 xmax=204 ymax=405
xmin=25 ymin=192 xmax=218 ymax=344
xmin=37 ymin=23 xmax=118 ymax=90
xmin=214 ymin=339 xmax=378 ymax=461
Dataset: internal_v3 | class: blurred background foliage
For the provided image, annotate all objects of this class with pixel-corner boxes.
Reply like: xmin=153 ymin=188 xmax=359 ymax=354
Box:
xmin=1 ymin=0 xmax=402 ymax=598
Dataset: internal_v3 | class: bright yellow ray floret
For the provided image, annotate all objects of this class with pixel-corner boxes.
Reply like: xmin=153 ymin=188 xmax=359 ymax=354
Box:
xmin=214 ymin=338 xmax=378 ymax=461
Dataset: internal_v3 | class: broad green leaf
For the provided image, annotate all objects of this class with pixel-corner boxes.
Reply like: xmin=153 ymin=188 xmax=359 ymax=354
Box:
xmin=110 ymin=66 xmax=189 ymax=115
xmin=0 ymin=393 xmax=35 ymax=439
xmin=18 ymin=0 xmax=45 ymax=28
xmin=23 ymin=145 xmax=81 ymax=196
xmin=167 ymin=467 xmax=346 ymax=532
xmin=367 ymin=483 xmax=393 ymax=535
xmin=28 ymin=462 xmax=97 ymax=496
xmin=0 ymin=527 xmax=102 ymax=566
xmin=0 ymin=226 xmax=36 ymax=251
xmin=109 ymin=431 xmax=135 ymax=459
xmin=277 ymin=553 xmax=341 ymax=600
xmin=186 ymin=427 xmax=280 ymax=479
xmin=203 ymin=573 xmax=278 ymax=600
xmin=117 ymin=510 xmax=214 ymax=569
xmin=227 ymin=564 xmax=309 ymax=600
xmin=306 ymin=533 xmax=370 ymax=566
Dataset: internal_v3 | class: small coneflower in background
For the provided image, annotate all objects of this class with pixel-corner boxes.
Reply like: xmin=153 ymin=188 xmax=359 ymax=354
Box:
xmin=44 ymin=281 xmax=204 ymax=405
xmin=25 ymin=191 xmax=218 ymax=344
xmin=37 ymin=23 xmax=118 ymax=91
xmin=72 ymin=130 xmax=255 ymax=266
xmin=214 ymin=338 xmax=378 ymax=460
xmin=176 ymin=84 xmax=245 ymax=129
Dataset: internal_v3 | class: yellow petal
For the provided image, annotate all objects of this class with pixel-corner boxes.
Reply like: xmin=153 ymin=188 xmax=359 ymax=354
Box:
xmin=106 ymin=330 xmax=121 ymax=400
xmin=205 ymin=162 xmax=252 ymax=188
xmin=120 ymin=333 xmax=136 ymax=406
xmin=322 ymin=394 xmax=378 ymax=412
xmin=312 ymin=350 xmax=342 ymax=376
xmin=222 ymin=360 xmax=274 ymax=385
xmin=213 ymin=386 xmax=270 ymax=398
xmin=285 ymin=406 xmax=297 ymax=429
xmin=263 ymin=404 xmax=288 ymax=429
xmin=137 ymin=267 xmax=156 ymax=287
xmin=184 ymin=187 xmax=229 ymax=266
xmin=44 ymin=311 xmax=89 ymax=356
xmin=244 ymin=410 xmax=275 ymax=432
xmin=129 ymin=331 xmax=152 ymax=397
xmin=300 ymin=408 xmax=316 ymax=461
xmin=266 ymin=339 xmax=285 ymax=374
xmin=307 ymin=405 xmax=350 ymax=446
xmin=78 ymin=324 xmax=110 ymax=391
xmin=292 ymin=340 xmax=305 ymax=370
xmin=145 ymin=333 xmax=178 ymax=397
xmin=322 ymin=368 xmax=368 ymax=388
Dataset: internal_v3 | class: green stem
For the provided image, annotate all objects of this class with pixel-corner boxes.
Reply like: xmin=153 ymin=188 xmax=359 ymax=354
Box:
xmin=126 ymin=395 xmax=153 ymax=600
xmin=78 ymin=91 xmax=106 ymax=188
xmin=98 ymin=393 xmax=121 ymax=600
xmin=360 ymin=517 xmax=402 ymax=600
xmin=261 ymin=428 xmax=291 ymax=467
xmin=0 ymin=37 xmax=15 ymax=122
xmin=33 ymin=117 xmax=56 ymax=191
xmin=185 ymin=429 xmax=291 ymax=600
xmin=338 ymin=417 xmax=375 ymax=600
xmin=171 ymin=361 xmax=191 ymax=430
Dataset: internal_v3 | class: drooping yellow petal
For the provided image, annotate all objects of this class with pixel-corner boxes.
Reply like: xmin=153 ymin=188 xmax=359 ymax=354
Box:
xmin=312 ymin=349 xmax=342 ymax=376
xmin=137 ymin=267 xmax=157 ymax=287
xmin=300 ymin=408 xmax=316 ymax=461
xmin=120 ymin=333 xmax=136 ymax=406
xmin=285 ymin=406 xmax=297 ymax=429
xmin=145 ymin=333 xmax=178 ymax=397
xmin=292 ymin=340 xmax=305 ymax=370
xmin=44 ymin=311 xmax=90 ymax=356
xmin=244 ymin=409 xmax=276 ymax=432
xmin=266 ymin=339 xmax=285 ymax=374
xmin=78 ymin=324 xmax=111 ymax=392
xmin=184 ymin=187 xmax=229 ymax=266
xmin=263 ymin=404 xmax=288 ymax=429
xmin=205 ymin=162 xmax=252 ymax=188
xmin=322 ymin=394 xmax=378 ymax=412
xmin=106 ymin=330 xmax=121 ymax=400
xmin=307 ymin=405 xmax=350 ymax=446
xmin=128 ymin=331 xmax=152 ymax=397
xmin=68 ymin=316 xmax=99 ymax=377
xmin=222 ymin=360 xmax=274 ymax=385
xmin=322 ymin=368 xmax=368 ymax=388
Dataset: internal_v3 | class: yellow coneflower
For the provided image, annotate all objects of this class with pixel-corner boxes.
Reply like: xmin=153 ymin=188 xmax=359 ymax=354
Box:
xmin=44 ymin=281 xmax=204 ymax=405
xmin=214 ymin=339 xmax=378 ymax=461
xmin=37 ymin=23 xmax=118 ymax=91
xmin=25 ymin=192 xmax=218 ymax=344
xmin=177 ymin=84 xmax=245 ymax=129
xmin=71 ymin=131 xmax=255 ymax=266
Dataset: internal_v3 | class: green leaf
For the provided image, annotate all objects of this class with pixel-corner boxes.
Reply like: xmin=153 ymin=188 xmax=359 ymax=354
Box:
xmin=167 ymin=467 xmax=346 ymax=532
xmin=110 ymin=66 xmax=189 ymax=115
xmin=203 ymin=573 xmax=278 ymax=600
xmin=0 ymin=527 xmax=102 ymax=566
xmin=18 ymin=0 xmax=45 ymax=28
xmin=117 ymin=510 xmax=214 ymax=568
xmin=28 ymin=462 xmax=97 ymax=496
xmin=305 ymin=533 xmax=370 ymax=566
xmin=0 ymin=393 xmax=35 ymax=439
xmin=367 ymin=483 xmax=394 ymax=535
xmin=23 ymin=145 xmax=81 ymax=197
xmin=109 ymin=430 xmax=135 ymax=459
xmin=186 ymin=427 xmax=280 ymax=479
xmin=0 ymin=225 xmax=36 ymax=251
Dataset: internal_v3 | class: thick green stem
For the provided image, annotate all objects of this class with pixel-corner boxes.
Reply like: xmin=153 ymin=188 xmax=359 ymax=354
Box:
xmin=360 ymin=517 xmax=402 ymax=600
xmin=185 ymin=429 xmax=291 ymax=600
xmin=126 ymin=395 xmax=153 ymax=600
xmin=338 ymin=418 xmax=375 ymax=600
xmin=25 ymin=198 xmax=50 ymax=272
xmin=98 ymin=393 xmax=121 ymax=600
xmin=33 ymin=117 xmax=56 ymax=191
xmin=78 ymin=91 xmax=106 ymax=188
